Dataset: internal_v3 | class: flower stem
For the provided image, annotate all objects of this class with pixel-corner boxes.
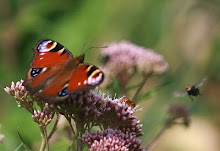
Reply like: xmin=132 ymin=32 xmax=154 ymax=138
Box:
xmin=48 ymin=112 xmax=60 ymax=140
xmin=75 ymin=122 xmax=85 ymax=151
xmin=39 ymin=132 xmax=47 ymax=151
xmin=39 ymin=127 xmax=49 ymax=151
xmin=145 ymin=125 xmax=167 ymax=151
xmin=66 ymin=116 xmax=76 ymax=135
xmin=132 ymin=72 xmax=152 ymax=102
xmin=14 ymin=143 xmax=23 ymax=151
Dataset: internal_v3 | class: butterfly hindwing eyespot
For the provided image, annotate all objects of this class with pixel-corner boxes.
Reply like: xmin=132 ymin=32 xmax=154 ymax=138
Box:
xmin=31 ymin=68 xmax=42 ymax=77
xmin=58 ymin=87 xmax=69 ymax=97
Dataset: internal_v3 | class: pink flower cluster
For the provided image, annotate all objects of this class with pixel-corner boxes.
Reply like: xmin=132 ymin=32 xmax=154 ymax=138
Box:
xmin=5 ymin=80 xmax=145 ymax=149
xmin=97 ymin=95 xmax=143 ymax=136
xmin=4 ymin=80 xmax=28 ymax=100
xmin=56 ymin=89 xmax=143 ymax=137
xmin=100 ymin=41 xmax=169 ymax=86
xmin=32 ymin=104 xmax=54 ymax=127
xmin=80 ymin=128 xmax=145 ymax=151
xmin=4 ymin=80 xmax=34 ymax=113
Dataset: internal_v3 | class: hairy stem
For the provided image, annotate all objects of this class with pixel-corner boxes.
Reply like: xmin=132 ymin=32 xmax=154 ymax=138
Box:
xmin=145 ymin=125 xmax=167 ymax=151
xmin=75 ymin=122 xmax=85 ymax=151
xmin=66 ymin=117 xmax=76 ymax=135
xmin=39 ymin=131 xmax=47 ymax=151
xmin=48 ymin=112 xmax=60 ymax=140
xmin=132 ymin=72 xmax=152 ymax=102
xmin=39 ymin=127 xmax=49 ymax=151
xmin=44 ymin=128 xmax=49 ymax=151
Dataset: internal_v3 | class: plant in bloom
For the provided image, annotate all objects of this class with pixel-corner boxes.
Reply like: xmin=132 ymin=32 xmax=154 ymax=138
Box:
xmin=3 ymin=40 xmax=194 ymax=151
xmin=80 ymin=128 xmax=145 ymax=151
xmin=32 ymin=104 xmax=54 ymax=128
xmin=4 ymin=80 xmax=34 ymax=113
xmin=4 ymin=81 xmax=144 ymax=150
xmin=100 ymin=41 xmax=169 ymax=89
xmin=166 ymin=103 xmax=190 ymax=127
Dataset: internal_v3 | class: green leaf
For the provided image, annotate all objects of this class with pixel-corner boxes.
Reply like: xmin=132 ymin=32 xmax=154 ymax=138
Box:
xmin=137 ymin=80 xmax=172 ymax=102
xmin=16 ymin=130 xmax=31 ymax=151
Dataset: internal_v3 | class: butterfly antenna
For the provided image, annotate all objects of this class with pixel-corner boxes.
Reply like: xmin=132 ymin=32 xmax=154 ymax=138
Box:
xmin=80 ymin=43 xmax=86 ymax=55
xmin=84 ymin=45 xmax=108 ymax=54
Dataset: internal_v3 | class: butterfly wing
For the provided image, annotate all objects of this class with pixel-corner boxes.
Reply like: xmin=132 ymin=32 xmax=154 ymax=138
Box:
xmin=36 ymin=63 xmax=104 ymax=102
xmin=68 ymin=64 xmax=104 ymax=92
xmin=31 ymin=39 xmax=74 ymax=68
xmin=24 ymin=39 xmax=104 ymax=103
xmin=24 ymin=39 xmax=80 ymax=102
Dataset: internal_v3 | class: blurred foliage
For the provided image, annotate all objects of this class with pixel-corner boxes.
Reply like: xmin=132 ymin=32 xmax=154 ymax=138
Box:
xmin=0 ymin=0 xmax=220 ymax=150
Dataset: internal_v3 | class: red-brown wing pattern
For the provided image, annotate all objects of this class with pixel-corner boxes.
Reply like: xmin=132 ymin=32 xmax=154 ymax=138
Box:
xmin=31 ymin=39 xmax=73 ymax=68
xmin=31 ymin=51 xmax=69 ymax=68
xmin=68 ymin=64 xmax=104 ymax=92
xmin=24 ymin=39 xmax=75 ymax=101
xmin=34 ymin=63 xmax=104 ymax=102
xmin=34 ymin=67 xmax=73 ymax=102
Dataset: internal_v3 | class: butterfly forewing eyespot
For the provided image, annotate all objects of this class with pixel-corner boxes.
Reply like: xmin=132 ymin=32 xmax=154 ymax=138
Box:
xmin=49 ymin=42 xmax=64 ymax=53
xmin=87 ymin=66 xmax=98 ymax=77
xmin=45 ymin=41 xmax=54 ymax=49
xmin=38 ymin=40 xmax=57 ymax=52
xmin=87 ymin=69 xmax=104 ymax=86
xmin=37 ymin=39 xmax=67 ymax=54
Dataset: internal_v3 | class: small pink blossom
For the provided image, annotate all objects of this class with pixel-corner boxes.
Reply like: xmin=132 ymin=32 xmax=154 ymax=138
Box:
xmin=55 ymin=89 xmax=143 ymax=136
xmin=100 ymin=41 xmax=169 ymax=86
xmin=4 ymin=80 xmax=28 ymax=100
xmin=80 ymin=128 xmax=145 ymax=151
xmin=4 ymin=80 xmax=33 ymax=111
xmin=32 ymin=103 xmax=54 ymax=127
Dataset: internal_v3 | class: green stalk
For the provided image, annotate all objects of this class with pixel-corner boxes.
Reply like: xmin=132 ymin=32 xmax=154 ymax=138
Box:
xmin=145 ymin=125 xmax=167 ymax=151
xmin=132 ymin=72 xmax=152 ymax=102
xmin=39 ymin=132 xmax=47 ymax=151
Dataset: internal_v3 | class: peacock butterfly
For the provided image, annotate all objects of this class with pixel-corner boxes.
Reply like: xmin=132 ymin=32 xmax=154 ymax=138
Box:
xmin=23 ymin=39 xmax=104 ymax=103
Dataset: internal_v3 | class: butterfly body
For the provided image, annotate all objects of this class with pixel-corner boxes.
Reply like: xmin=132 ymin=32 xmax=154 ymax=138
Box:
xmin=24 ymin=39 xmax=104 ymax=103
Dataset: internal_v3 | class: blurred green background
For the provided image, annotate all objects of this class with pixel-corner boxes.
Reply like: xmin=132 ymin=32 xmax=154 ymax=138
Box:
xmin=0 ymin=0 xmax=220 ymax=150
